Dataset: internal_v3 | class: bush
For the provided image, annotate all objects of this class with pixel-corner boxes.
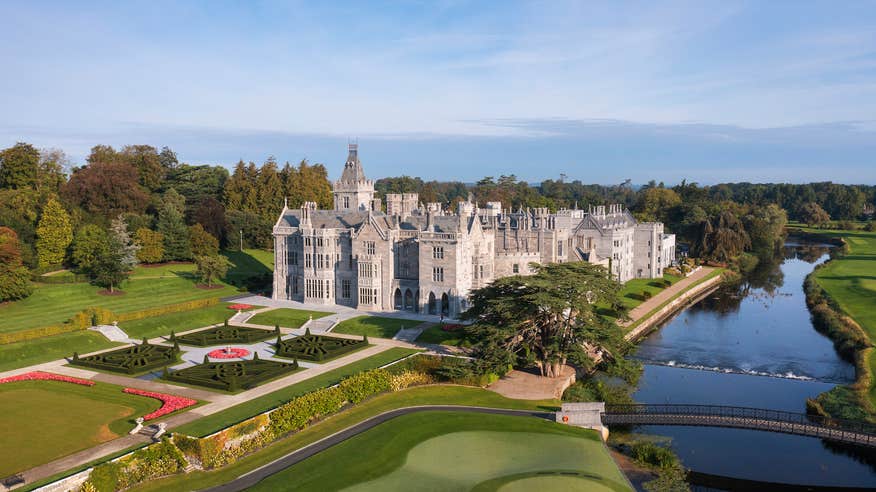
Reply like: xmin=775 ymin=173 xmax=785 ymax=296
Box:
xmin=631 ymin=441 xmax=681 ymax=470
xmin=72 ymin=341 xmax=179 ymax=375
xmin=389 ymin=370 xmax=434 ymax=391
xmin=275 ymin=333 xmax=367 ymax=361
xmin=642 ymin=290 xmax=652 ymax=300
xmin=116 ymin=297 xmax=220 ymax=322
xmin=83 ymin=438 xmax=188 ymax=491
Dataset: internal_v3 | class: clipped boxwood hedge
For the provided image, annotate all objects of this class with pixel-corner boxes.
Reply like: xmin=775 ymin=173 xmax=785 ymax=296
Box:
xmin=173 ymin=322 xmax=279 ymax=347
xmin=275 ymin=329 xmax=367 ymax=361
xmin=165 ymin=357 xmax=299 ymax=391
xmin=71 ymin=340 xmax=180 ymax=375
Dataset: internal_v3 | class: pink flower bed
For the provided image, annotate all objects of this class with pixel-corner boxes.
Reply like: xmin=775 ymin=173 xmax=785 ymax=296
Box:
xmin=207 ymin=347 xmax=250 ymax=359
xmin=0 ymin=371 xmax=95 ymax=386
xmin=123 ymin=388 xmax=197 ymax=420
xmin=228 ymin=303 xmax=253 ymax=310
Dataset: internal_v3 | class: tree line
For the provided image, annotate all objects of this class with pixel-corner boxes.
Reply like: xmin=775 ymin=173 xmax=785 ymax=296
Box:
xmin=0 ymin=141 xmax=332 ymax=301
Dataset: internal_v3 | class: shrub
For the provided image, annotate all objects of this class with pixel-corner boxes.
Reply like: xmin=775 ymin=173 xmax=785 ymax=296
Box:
xmin=275 ymin=333 xmax=367 ymax=361
xmin=83 ymin=438 xmax=188 ymax=492
xmin=338 ymin=369 xmax=392 ymax=403
xmin=116 ymin=298 xmax=220 ymax=322
xmin=642 ymin=290 xmax=652 ymax=300
xmin=389 ymin=370 xmax=434 ymax=391
xmin=631 ymin=441 xmax=681 ymax=470
xmin=165 ymin=359 xmax=298 ymax=391
xmin=175 ymin=325 xmax=274 ymax=346
xmin=71 ymin=341 xmax=179 ymax=375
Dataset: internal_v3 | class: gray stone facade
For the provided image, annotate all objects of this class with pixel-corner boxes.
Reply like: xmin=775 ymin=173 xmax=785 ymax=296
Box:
xmin=273 ymin=145 xmax=675 ymax=316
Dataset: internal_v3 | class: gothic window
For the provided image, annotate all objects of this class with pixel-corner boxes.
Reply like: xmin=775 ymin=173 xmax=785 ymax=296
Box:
xmin=365 ymin=241 xmax=375 ymax=255
xmin=305 ymin=237 xmax=311 ymax=246
xmin=432 ymin=267 xmax=444 ymax=282
xmin=292 ymin=277 xmax=298 ymax=294
xmin=305 ymin=253 xmax=312 ymax=268
xmin=317 ymin=237 xmax=323 ymax=247
xmin=343 ymin=196 xmax=350 ymax=209
xmin=288 ymin=251 xmax=298 ymax=266
xmin=557 ymin=241 xmax=563 ymax=256
xmin=342 ymin=279 xmax=351 ymax=299
xmin=433 ymin=246 xmax=444 ymax=259
xmin=512 ymin=264 xmax=519 ymax=274
xmin=479 ymin=265 xmax=484 ymax=278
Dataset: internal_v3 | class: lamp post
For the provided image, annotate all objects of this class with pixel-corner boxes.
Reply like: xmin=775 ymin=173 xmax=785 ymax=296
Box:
xmin=239 ymin=230 xmax=243 ymax=251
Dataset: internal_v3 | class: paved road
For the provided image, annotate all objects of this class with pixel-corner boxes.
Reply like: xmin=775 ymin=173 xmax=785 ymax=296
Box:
xmin=203 ymin=405 xmax=556 ymax=492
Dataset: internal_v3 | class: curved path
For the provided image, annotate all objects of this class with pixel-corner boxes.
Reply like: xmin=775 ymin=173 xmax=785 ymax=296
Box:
xmin=202 ymin=405 xmax=555 ymax=492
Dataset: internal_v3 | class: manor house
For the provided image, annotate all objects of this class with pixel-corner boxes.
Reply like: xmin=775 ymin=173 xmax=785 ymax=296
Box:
xmin=272 ymin=145 xmax=675 ymax=317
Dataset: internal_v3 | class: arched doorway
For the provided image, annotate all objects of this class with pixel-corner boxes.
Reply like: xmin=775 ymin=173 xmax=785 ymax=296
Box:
xmin=394 ymin=288 xmax=402 ymax=310
xmin=441 ymin=293 xmax=450 ymax=316
xmin=428 ymin=292 xmax=437 ymax=315
xmin=403 ymin=289 xmax=414 ymax=311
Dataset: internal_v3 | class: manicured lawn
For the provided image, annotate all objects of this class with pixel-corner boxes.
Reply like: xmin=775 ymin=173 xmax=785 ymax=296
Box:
xmin=621 ymin=268 xmax=724 ymax=331
xmin=1 ymin=249 xmax=274 ymax=335
xmin=415 ymin=323 xmax=469 ymax=346
xmin=333 ymin=316 xmax=420 ymax=338
xmin=617 ymin=273 xmax=681 ymax=310
xmin=248 ymin=308 xmax=331 ymax=329
xmin=802 ymin=227 xmax=876 ymax=410
xmin=0 ymin=380 xmax=162 ymax=477
xmin=0 ymin=331 xmax=119 ymax=373
xmin=249 ymin=412 xmax=630 ymax=492
xmin=121 ymin=303 xmax=240 ymax=339
xmin=130 ymin=385 xmax=561 ymax=492
xmin=173 ymin=347 xmax=421 ymax=436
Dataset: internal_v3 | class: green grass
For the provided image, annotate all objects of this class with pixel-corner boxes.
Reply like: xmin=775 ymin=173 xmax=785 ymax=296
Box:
xmin=128 ymin=385 xmax=561 ymax=492
xmin=173 ymin=347 xmax=421 ymax=436
xmin=0 ymin=380 xmax=162 ymax=477
xmin=1 ymin=249 xmax=274 ymax=335
xmin=248 ymin=308 xmax=331 ymax=329
xmin=624 ymin=268 xmax=724 ymax=331
xmin=248 ymin=412 xmax=631 ymax=492
xmin=333 ymin=316 xmax=421 ymax=339
xmin=0 ymin=331 xmax=120 ymax=373
xmin=120 ymin=303 xmax=240 ymax=339
xmin=415 ymin=323 xmax=469 ymax=346
xmin=799 ymin=226 xmax=876 ymax=411
xmin=617 ymin=274 xmax=681 ymax=310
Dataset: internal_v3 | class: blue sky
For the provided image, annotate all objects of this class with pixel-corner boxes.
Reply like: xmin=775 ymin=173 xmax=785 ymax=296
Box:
xmin=1 ymin=0 xmax=875 ymax=184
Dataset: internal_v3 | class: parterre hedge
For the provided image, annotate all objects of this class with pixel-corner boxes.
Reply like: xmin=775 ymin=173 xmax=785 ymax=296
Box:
xmin=275 ymin=329 xmax=368 ymax=361
xmin=164 ymin=357 xmax=299 ymax=391
xmin=71 ymin=340 xmax=180 ymax=375
xmin=173 ymin=322 xmax=279 ymax=346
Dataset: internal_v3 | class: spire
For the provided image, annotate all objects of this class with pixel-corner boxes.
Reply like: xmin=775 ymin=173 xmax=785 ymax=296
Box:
xmin=340 ymin=143 xmax=366 ymax=183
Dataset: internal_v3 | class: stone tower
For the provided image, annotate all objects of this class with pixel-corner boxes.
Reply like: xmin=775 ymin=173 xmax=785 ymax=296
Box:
xmin=333 ymin=143 xmax=375 ymax=211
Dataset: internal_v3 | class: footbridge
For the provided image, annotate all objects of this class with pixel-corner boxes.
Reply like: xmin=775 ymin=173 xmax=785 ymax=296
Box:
xmin=600 ymin=404 xmax=876 ymax=447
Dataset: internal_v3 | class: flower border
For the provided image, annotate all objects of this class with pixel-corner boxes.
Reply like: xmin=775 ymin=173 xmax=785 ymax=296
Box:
xmin=123 ymin=388 xmax=197 ymax=420
xmin=0 ymin=371 xmax=95 ymax=386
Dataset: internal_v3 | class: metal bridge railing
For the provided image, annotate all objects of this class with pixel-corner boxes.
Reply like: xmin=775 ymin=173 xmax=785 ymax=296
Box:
xmin=602 ymin=404 xmax=876 ymax=445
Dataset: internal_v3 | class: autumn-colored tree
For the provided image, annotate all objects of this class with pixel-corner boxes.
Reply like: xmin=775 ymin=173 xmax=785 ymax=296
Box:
xmin=0 ymin=142 xmax=39 ymax=190
xmin=195 ymin=254 xmax=229 ymax=287
xmin=799 ymin=202 xmax=831 ymax=228
xmin=62 ymin=161 xmax=149 ymax=217
xmin=0 ymin=226 xmax=33 ymax=301
xmin=189 ymin=223 xmax=219 ymax=257
xmin=134 ymin=228 xmax=165 ymax=263
xmin=35 ymin=197 xmax=73 ymax=267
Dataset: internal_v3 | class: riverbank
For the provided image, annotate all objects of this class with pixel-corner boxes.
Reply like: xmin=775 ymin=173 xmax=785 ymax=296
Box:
xmin=791 ymin=226 xmax=876 ymax=421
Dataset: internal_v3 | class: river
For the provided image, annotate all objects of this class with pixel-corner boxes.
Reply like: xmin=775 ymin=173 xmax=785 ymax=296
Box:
xmin=631 ymin=242 xmax=876 ymax=487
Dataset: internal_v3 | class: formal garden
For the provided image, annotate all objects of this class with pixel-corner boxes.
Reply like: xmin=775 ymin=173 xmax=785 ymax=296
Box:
xmin=275 ymin=330 xmax=368 ymax=362
xmin=164 ymin=357 xmax=300 ymax=392
xmin=70 ymin=340 xmax=180 ymax=375
xmin=172 ymin=322 xmax=279 ymax=346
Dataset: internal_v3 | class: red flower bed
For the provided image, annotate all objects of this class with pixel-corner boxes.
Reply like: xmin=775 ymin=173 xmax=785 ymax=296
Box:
xmin=0 ymin=371 xmax=94 ymax=386
xmin=123 ymin=388 xmax=197 ymax=420
xmin=207 ymin=347 xmax=250 ymax=359
xmin=440 ymin=324 xmax=464 ymax=332
xmin=228 ymin=303 xmax=253 ymax=310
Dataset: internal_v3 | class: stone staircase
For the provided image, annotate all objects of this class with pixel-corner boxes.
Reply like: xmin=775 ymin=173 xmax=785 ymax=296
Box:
xmin=308 ymin=317 xmax=339 ymax=333
xmin=137 ymin=423 xmax=166 ymax=441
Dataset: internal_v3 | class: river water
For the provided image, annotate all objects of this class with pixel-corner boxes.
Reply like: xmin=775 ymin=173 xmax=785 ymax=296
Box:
xmin=631 ymin=242 xmax=876 ymax=487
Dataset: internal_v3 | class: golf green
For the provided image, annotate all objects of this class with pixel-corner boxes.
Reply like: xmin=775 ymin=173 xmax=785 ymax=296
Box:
xmin=247 ymin=412 xmax=630 ymax=492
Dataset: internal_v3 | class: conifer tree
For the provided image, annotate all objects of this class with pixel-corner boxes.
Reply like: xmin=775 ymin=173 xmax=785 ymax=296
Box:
xmin=35 ymin=197 xmax=73 ymax=267
xmin=157 ymin=188 xmax=191 ymax=260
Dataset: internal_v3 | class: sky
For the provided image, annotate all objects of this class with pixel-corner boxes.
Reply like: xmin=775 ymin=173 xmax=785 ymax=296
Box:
xmin=1 ymin=0 xmax=875 ymax=184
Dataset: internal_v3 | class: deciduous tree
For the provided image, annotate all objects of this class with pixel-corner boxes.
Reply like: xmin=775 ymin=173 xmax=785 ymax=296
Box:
xmin=0 ymin=142 xmax=39 ymax=190
xmin=62 ymin=161 xmax=149 ymax=217
xmin=194 ymin=254 xmax=229 ymax=287
xmin=71 ymin=224 xmax=108 ymax=273
xmin=189 ymin=223 xmax=219 ymax=257
xmin=134 ymin=228 xmax=165 ymax=263
xmin=0 ymin=227 xmax=33 ymax=301
xmin=800 ymin=202 xmax=831 ymax=228
xmin=35 ymin=197 xmax=73 ymax=267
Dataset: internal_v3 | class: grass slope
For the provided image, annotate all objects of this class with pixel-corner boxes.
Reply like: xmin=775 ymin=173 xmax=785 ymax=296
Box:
xmin=803 ymin=227 xmax=876 ymax=412
xmin=120 ymin=303 xmax=239 ymax=339
xmin=0 ymin=380 xmax=161 ymax=477
xmin=0 ymin=331 xmax=119 ymax=373
xmin=333 ymin=316 xmax=420 ymax=338
xmin=248 ymin=412 xmax=630 ymax=492
xmin=248 ymin=309 xmax=331 ymax=329
xmin=128 ymin=385 xmax=561 ymax=492
xmin=173 ymin=347 xmax=421 ymax=436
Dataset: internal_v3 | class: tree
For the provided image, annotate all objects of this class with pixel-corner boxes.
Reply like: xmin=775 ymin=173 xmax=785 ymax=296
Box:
xmin=157 ymin=189 xmax=191 ymax=261
xmin=706 ymin=210 xmax=750 ymax=262
xmin=158 ymin=146 xmax=178 ymax=171
xmin=192 ymin=197 xmax=227 ymax=245
xmin=464 ymin=262 xmax=626 ymax=378
xmin=195 ymin=254 xmax=229 ymax=287
xmin=35 ymin=197 xmax=73 ymax=268
xmin=70 ymin=224 xmax=108 ymax=273
xmin=800 ymin=202 xmax=831 ymax=228
xmin=635 ymin=187 xmax=681 ymax=223
xmin=120 ymin=145 xmax=164 ymax=191
xmin=257 ymin=158 xmax=284 ymax=221
xmin=62 ymin=161 xmax=149 ymax=217
xmin=36 ymin=148 xmax=69 ymax=192
xmin=743 ymin=204 xmax=787 ymax=260
xmin=92 ymin=216 xmax=139 ymax=292
xmin=189 ymin=223 xmax=219 ymax=256
xmin=0 ymin=142 xmax=39 ymax=189
xmin=0 ymin=227 xmax=33 ymax=301
xmin=134 ymin=228 xmax=165 ymax=263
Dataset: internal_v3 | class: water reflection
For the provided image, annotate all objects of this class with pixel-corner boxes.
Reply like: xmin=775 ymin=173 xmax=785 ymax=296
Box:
xmin=629 ymin=242 xmax=876 ymax=486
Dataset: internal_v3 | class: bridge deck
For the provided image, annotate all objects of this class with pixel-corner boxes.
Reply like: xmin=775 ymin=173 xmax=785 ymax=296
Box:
xmin=602 ymin=405 xmax=876 ymax=447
